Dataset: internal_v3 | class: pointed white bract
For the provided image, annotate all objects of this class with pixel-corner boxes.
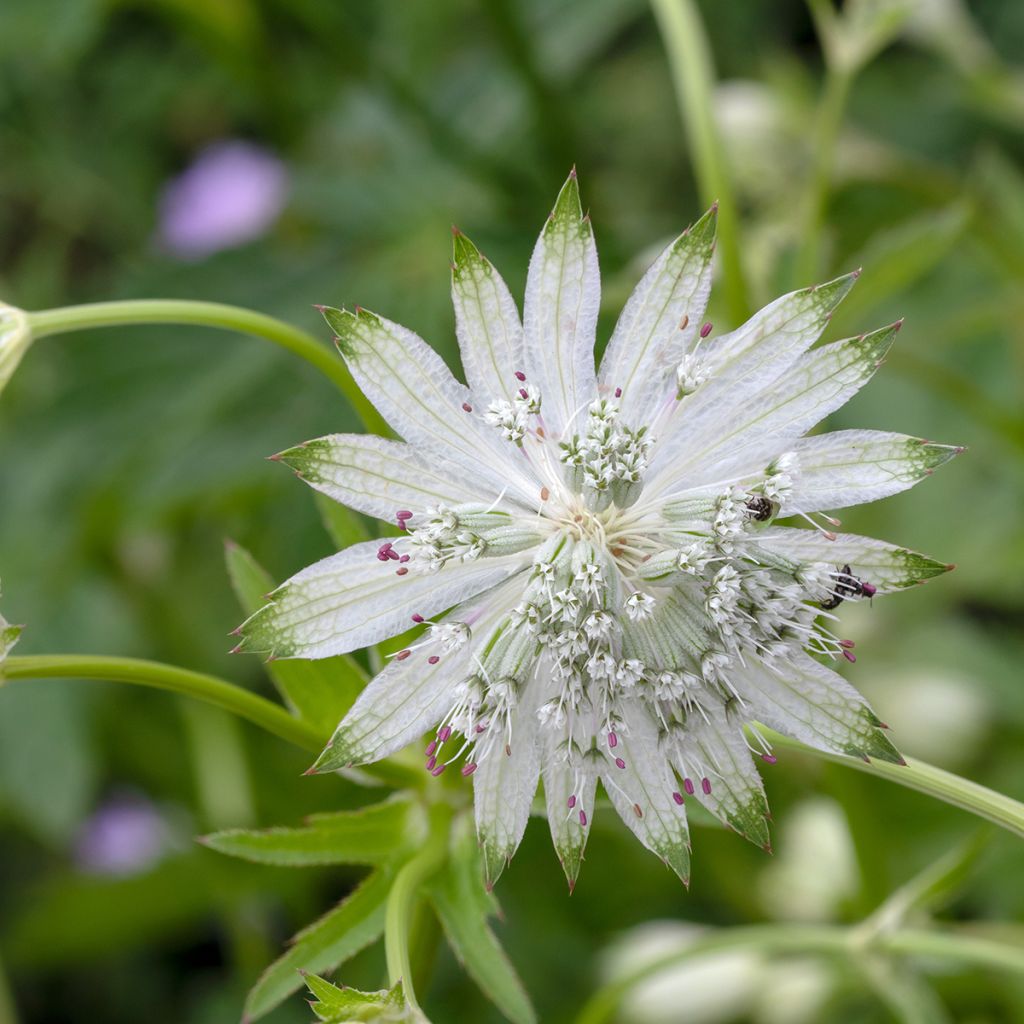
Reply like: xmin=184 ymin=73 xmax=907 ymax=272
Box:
xmin=241 ymin=173 xmax=960 ymax=887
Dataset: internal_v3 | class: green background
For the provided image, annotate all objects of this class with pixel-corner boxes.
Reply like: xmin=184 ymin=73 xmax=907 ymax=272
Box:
xmin=1 ymin=0 xmax=1023 ymax=1021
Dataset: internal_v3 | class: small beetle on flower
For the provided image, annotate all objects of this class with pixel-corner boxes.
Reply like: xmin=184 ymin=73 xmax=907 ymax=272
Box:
xmin=237 ymin=172 xmax=961 ymax=889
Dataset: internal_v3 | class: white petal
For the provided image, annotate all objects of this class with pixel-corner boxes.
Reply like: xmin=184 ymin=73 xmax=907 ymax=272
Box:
xmin=601 ymin=703 xmax=690 ymax=883
xmin=323 ymin=306 xmax=537 ymax=505
xmin=0 ymin=303 xmax=32 ymax=396
xmin=540 ymin=703 xmax=599 ymax=889
xmin=648 ymin=322 xmax=899 ymax=493
xmin=701 ymin=272 xmax=859 ymax=389
xmin=238 ymin=540 xmax=527 ymax=659
xmin=312 ymin=588 xmax=516 ymax=770
xmin=735 ymin=651 xmax=901 ymax=762
xmin=522 ymin=171 xmax=599 ymax=437
xmin=451 ymin=231 xmax=526 ymax=406
xmin=679 ymin=705 xmax=769 ymax=848
xmin=474 ymin=674 xmax=543 ymax=887
xmin=783 ymin=430 xmax=962 ymax=514
xmin=752 ymin=526 xmax=952 ymax=593
xmin=598 ymin=207 xmax=716 ymax=424
xmin=275 ymin=433 xmax=524 ymax=522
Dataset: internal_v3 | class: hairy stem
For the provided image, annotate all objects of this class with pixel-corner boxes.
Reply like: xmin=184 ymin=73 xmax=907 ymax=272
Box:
xmin=26 ymin=300 xmax=386 ymax=433
xmin=650 ymin=0 xmax=750 ymax=323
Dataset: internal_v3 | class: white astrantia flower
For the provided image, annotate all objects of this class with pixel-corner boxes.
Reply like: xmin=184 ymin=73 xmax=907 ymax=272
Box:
xmin=0 ymin=303 xmax=33 ymax=397
xmin=238 ymin=172 xmax=961 ymax=889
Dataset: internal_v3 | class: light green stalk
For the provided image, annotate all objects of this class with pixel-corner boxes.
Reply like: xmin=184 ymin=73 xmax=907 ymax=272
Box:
xmin=650 ymin=0 xmax=750 ymax=323
xmin=26 ymin=300 xmax=386 ymax=433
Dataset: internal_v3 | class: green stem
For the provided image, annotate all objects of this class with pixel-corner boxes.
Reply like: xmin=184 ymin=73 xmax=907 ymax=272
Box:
xmin=0 ymin=654 xmax=420 ymax=788
xmin=575 ymin=923 xmax=1024 ymax=1024
xmin=650 ymin=0 xmax=750 ymax=323
xmin=794 ymin=65 xmax=853 ymax=283
xmin=26 ymin=300 xmax=386 ymax=433
xmin=385 ymin=803 xmax=451 ymax=1012
xmin=764 ymin=729 xmax=1024 ymax=841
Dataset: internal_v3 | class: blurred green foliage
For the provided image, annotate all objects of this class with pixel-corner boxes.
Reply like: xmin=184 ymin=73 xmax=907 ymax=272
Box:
xmin=1 ymin=0 xmax=1023 ymax=1022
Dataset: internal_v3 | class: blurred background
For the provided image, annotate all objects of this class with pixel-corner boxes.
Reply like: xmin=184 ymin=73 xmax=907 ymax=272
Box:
xmin=1 ymin=0 xmax=1023 ymax=1021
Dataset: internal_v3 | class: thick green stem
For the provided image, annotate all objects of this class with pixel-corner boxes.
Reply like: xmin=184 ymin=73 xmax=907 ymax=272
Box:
xmin=763 ymin=729 xmax=1024 ymax=841
xmin=650 ymin=0 xmax=750 ymax=323
xmin=0 ymin=654 xmax=420 ymax=788
xmin=794 ymin=65 xmax=853 ymax=283
xmin=26 ymin=300 xmax=386 ymax=433
xmin=575 ymin=923 xmax=1024 ymax=1024
xmin=385 ymin=803 xmax=451 ymax=1012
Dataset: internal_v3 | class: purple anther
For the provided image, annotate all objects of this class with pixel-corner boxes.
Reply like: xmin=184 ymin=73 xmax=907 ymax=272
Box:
xmin=475 ymin=723 xmax=487 ymax=734
xmin=426 ymin=756 xmax=437 ymax=771
xmin=438 ymin=726 xmax=452 ymax=743
xmin=462 ymin=762 xmax=478 ymax=776
xmin=396 ymin=649 xmax=411 ymax=661
xmin=462 ymin=402 xmax=473 ymax=413
xmin=396 ymin=567 xmax=409 ymax=576
xmin=411 ymin=613 xmax=424 ymax=623
xmin=567 ymin=795 xmax=577 ymax=809
xmin=396 ymin=510 xmax=413 ymax=522
xmin=399 ymin=554 xmax=410 ymax=563
xmin=397 ymin=521 xmax=407 ymax=531
xmin=579 ymin=810 xmax=588 ymax=826
xmin=428 ymin=655 xmax=440 ymax=665
xmin=615 ymin=757 xmax=626 ymax=770
xmin=839 ymin=639 xmax=855 ymax=649
xmin=843 ymin=649 xmax=857 ymax=663
xmin=701 ymin=778 xmax=712 ymax=795
xmin=614 ymin=387 xmax=622 ymax=398
xmin=387 ymin=549 xmax=400 ymax=560
xmin=700 ymin=321 xmax=713 ymax=338
xmin=683 ymin=778 xmax=695 ymax=795
xmin=608 ymin=731 xmax=618 ymax=749
xmin=761 ymin=754 xmax=777 ymax=765
xmin=672 ymin=791 xmax=685 ymax=805
xmin=425 ymin=741 xmax=437 ymax=757
xmin=431 ymin=763 xmax=446 ymax=777
xmin=514 ymin=370 xmax=526 ymax=382
xmin=519 ymin=388 xmax=529 ymax=399
xmin=861 ymin=581 xmax=877 ymax=598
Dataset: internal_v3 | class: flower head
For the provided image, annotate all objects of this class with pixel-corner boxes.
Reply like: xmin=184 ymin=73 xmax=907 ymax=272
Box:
xmin=238 ymin=173 xmax=960 ymax=888
xmin=0 ymin=303 xmax=32 ymax=398
xmin=0 ymin=583 xmax=22 ymax=663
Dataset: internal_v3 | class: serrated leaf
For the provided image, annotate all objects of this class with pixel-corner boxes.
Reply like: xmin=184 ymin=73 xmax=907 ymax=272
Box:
xmin=426 ymin=815 xmax=535 ymax=1024
xmin=225 ymin=540 xmax=366 ymax=731
xmin=202 ymin=797 xmax=424 ymax=867
xmin=243 ymin=868 xmax=393 ymax=1022
xmin=304 ymin=973 xmax=406 ymax=1022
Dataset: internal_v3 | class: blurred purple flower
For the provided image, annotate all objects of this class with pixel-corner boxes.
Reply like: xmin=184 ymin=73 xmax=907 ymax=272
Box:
xmin=75 ymin=792 xmax=171 ymax=876
xmin=157 ymin=140 xmax=289 ymax=260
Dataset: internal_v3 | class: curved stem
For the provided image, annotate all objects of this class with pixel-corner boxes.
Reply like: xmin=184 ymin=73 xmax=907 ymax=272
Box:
xmin=575 ymin=923 xmax=1024 ymax=1024
xmin=0 ymin=654 xmax=420 ymax=788
xmin=385 ymin=803 xmax=451 ymax=1012
xmin=26 ymin=300 xmax=386 ymax=433
xmin=650 ymin=0 xmax=750 ymax=323
xmin=764 ymin=729 xmax=1024 ymax=841
xmin=2 ymin=653 xmax=324 ymax=750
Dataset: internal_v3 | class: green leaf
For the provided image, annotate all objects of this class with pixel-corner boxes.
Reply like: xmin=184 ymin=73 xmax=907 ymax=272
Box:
xmin=225 ymin=540 xmax=367 ymax=733
xmin=426 ymin=815 xmax=536 ymax=1024
xmin=304 ymin=973 xmax=407 ymax=1022
xmin=202 ymin=797 xmax=425 ymax=867
xmin=243 ymin=868 xmax=394 ymax=1022
xmin=314 ymin=490 xmax=373 ymax=550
